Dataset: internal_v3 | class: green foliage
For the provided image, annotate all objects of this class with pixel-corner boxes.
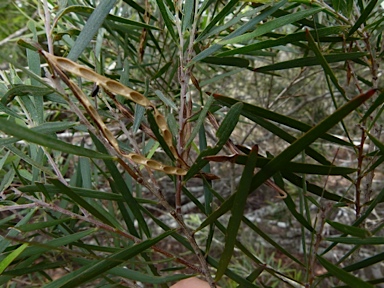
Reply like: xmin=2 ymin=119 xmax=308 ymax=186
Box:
xmin=1 ymin=0 xmax=384 ymax=287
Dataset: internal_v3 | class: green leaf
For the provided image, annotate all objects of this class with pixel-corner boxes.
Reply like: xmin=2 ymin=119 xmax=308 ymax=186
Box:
xmin=182 ymin=0 xmax=194 ymax=32
xmin=2 ymin=261 xmax=65 ymax=276
xmin=17 ymin=218 xmax=72 ymax=232
xmin=56 ymin=5 xmax=159 ymax=31
xmin=199 ymin=89 xmax=375 ymax=229
xmin=216 ymin=146 xmax=259 ymax=281
xmin=253 ymin=52 xmax=367 ymax=72
xmin=342 ymin=251 xmax=384 ymax=273
xmin=306 ymin=29 xmax=346 ymax=98
xmin=48 ymin=178 xmax=116 ymax=227
xmin=202 ymin=57 xmax=249 ymax=67
xmin=2 ymin=85 xmax=53 ymax=104
xmin=220 ymin=7 xmax=323 ymax=45
xmin=231 ymin=154 xmax=356 ymax=175
xmin=74 ymin=257 xmax=189 ymax=284
xmin=190 ymin=0 xmax=287 ymax=64
xmin=317 ymin=255 xmax=375 ymax=288
xmin=217 ymin=26 xmax=349 ymax=57
xmin=67 ymin=1 xmax=118 ymax=61
xmin=16 ymin=229 xmax=96 ymax=260
xmin=326 ymin=237 xmax=384 ymax=245
xmin=348 ymin=0 xmax=378 ymax=36
xmin=155 ymin=0 xmax=177 ymax=43
xmin=0 ymin=118 xmax=113 ymax=160
xmin=154 ymin=89 xmax=177 ymax=110
xmin=186 ymin=95 xmax=215 ymax=148
xmin=326 ymin=220 xmax=371 ymax=238
xmin=19 ymin=184 xmax=124 ymax=201
xmin=361 ymin=91 xmax=384 ymax=122
xmin=55 ymin=230 xmax=174 ymax=288
xmin=185 ymin=102 xmax=243 ymax=180
xmin=0 ymin=244 xmax=29 ymax=274
xmin=91 ymin=133 xmax=151 ymax=238
xmin=196 ymin=0 xmax=239 ymax=42
xmin=213 ymin=94 xmax=354 ymax=147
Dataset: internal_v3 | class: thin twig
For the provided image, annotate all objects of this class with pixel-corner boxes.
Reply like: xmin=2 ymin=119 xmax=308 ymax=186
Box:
xmin=18 ymin=191 xmax=204 ymax=274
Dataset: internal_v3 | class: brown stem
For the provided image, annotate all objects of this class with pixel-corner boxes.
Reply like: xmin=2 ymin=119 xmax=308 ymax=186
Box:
xmin=355 ymin=126 xmax=366 ymax=218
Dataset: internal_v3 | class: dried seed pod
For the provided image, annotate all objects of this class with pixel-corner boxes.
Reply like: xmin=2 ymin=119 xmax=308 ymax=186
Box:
xmin=153 ymin=108 xmax=179 ymax=159
xmin=41 ymin=51 xmax=152 ymax=108
xmin=41 ymin=50 xmax=185 ymax=176
xmin=126 ymin=153 xmax=186 ymax=175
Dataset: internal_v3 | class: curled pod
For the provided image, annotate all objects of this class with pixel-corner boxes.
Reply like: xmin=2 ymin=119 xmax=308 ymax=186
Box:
xmin=102 ymin=80 xmax=152 ymax=107
xmin=127 ymin=153 xmax=186 ymax=175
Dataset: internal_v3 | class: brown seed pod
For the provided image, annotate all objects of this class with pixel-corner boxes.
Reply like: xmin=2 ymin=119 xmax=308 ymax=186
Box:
xmin=126 ymin=153 xmax=186 ymax=175
xmin=41 ymin=50 xmax=185 ymax=175
xmin=41 ymin=51 xmax=153 ymax=108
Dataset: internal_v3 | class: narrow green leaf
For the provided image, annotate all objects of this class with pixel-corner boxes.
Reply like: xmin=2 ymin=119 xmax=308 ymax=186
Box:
xmin=249 ymin=89 xmax=375 ymax=192
xmin=0 ymin=118 xmax=113 ymax=160
xmin=367 ymin=131 xmax=384 ymax=155
xmin=73 ymin=257 xmax=189 ymax=284
xmin=281 ymin=171 xmax=353 ymax=203
xmin=348 ymin=0 xmax=378 ymax=36
xmin=199 ymin=89 xmax=375 ymax=229
xmin=196 ymin=0 xmax=239 ymax=42
xmin=0 ymin=209 xmax=36 ymax=254
xmin=19 ymin=184 xmax=124 ymax=201
xmin=220 ymin=7 xmax=323 ymax=45
xmin=216 ymin=146 xmax=258 ymax=281
xmin=154 ymin=90 xmax=177 ymax=110
xmin=306 ymin=29 xmax=346 ymax=98
xmin=241 ymin=217 xmax=304 ymax=266
xmin=202 ymin=57 xmax=249 ymax=67
xmin=231 ymin=154 xmax=356 ymax=175
xmin=48 ymin=178 xmax=115 ymax=227
xmin=56 ymin=5 xmax=158 ymax=31
xmin=317 ymin=255 xmax=375 ymax=288
xmin=16 ymin=229 xmax=96 ymax=260
xmin=361 ymin=91 xmax=384 ymax=122
xmin=0 ymin=102 xmax=22 ymax=119
xmin=67 ymin=1 xmax=118 ymax=61
xmin=326 ymin=237 xmax=384 ymax=245
xmin=214 ymin=94 xmax=353 ymax=147
xmin=343 ymin=251 xmax=384 ymax=273
xmin=216 ymin=102 xmax=243 ymax=144
xmin=254 ymin=52 xmax=367 ymax=72
xmin=217 ymin=26 xmax=348 ymax=57
xmin=0 ymin=244 xmax=29 ymax=274
xmin=57 ymin=230 xmax=174 ymax=288
xmin=185 ymin=95 xmax=215 ymax=148
xmin=185 ymin=102 xmax=243 ymax=180
xmin=133 ymin=104 xmax=146 ymax=134
xmin=282 ymin=189 xmax=315 ymax=232
xmin=182 ymin=0 xmax=194 ymax=32
xmin=17 ymin=218 xmax=72 ymax=232
xmin=155 ymin=0 xmax=177 ymax=43
xmin=354 ymin=186 xmax=384 ymax=227
xmin=190 ymin=0 xmax=287 ymax=64
xmin=152 ymin=62 xmax=172 ymax=80
xmin=2 ymin=85 xmax=53 ymax=104
xmin=327 ymin=220 xmax=371 ymax=238
xmin=91 ymin=133 xmax=151 ymax=238
xmin=2 ymin=261 xmax=65 ymax=276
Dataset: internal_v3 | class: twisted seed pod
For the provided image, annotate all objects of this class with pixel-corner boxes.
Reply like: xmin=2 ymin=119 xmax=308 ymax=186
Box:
xmin=153 ymin=109 xmax=179 ymax=159
xmin=42 ymin=51 xmax=152 ymax=108
xmin=42 ymin=50 xmax=185 ymax=176
xmin=126 ymin=153 xmax=186 ymax=175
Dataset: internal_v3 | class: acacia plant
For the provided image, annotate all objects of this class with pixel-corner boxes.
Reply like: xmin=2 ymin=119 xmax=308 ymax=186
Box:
xmin=0 ymin=0 xmax=383 ymax=287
